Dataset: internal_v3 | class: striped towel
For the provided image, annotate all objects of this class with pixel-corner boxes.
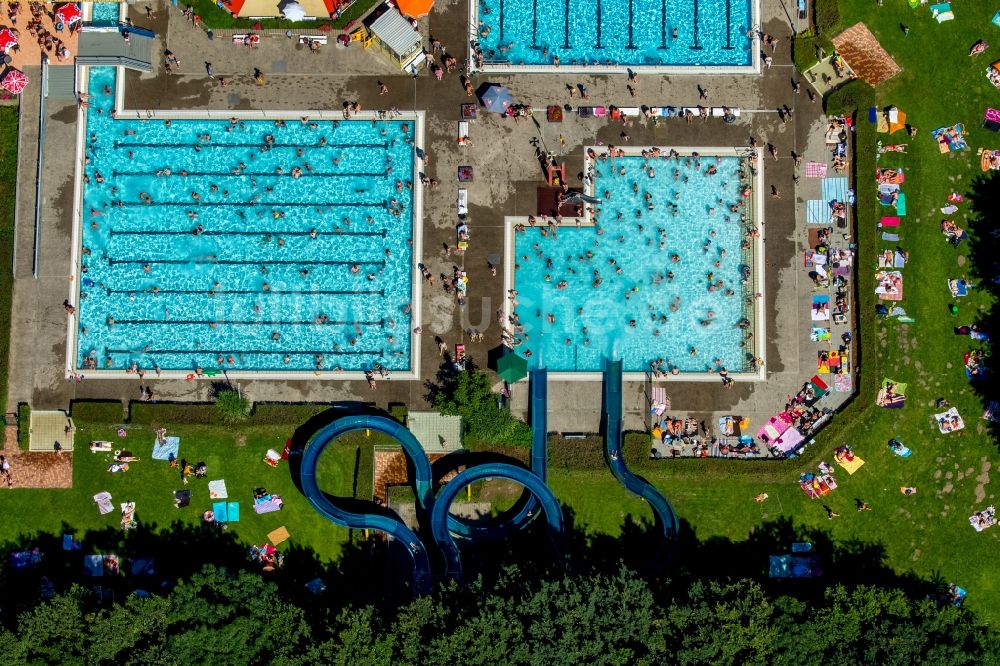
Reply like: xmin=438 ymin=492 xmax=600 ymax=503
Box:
xmin=650 ymin=386 xmax=671 ymax=414
xmin=821 ymin=177 xmax=849 ymax=204
xmin=806 ymin=200 xmax=826 ymax=224
xmin=805 ymin=162 xmax=828 ymax=177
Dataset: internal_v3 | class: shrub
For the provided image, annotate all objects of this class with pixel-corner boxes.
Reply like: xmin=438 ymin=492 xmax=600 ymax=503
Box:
xmin=814 ymin=0 xmax=841 ymax=36
xmin=432 ymin=369 xmax=532 ymax=447
xmin=16 ymin=403 xmax=29 ymax=449
xmin=549 ymin=436 xmax=606 ymax=470
xmin=215 ymin=390 xmax=251 ymax=424
xmin=248 ymin=403 xmax=328 ymax=425
xmin=388 ymin=404 xmax=408 ymax=425
xmin=825 ymin=79 xmax=875 ymax=117
xmin=130 ymin=402 xmax=217 ymax=426
xmin=70 ymin=400 xmax=126 ymax=424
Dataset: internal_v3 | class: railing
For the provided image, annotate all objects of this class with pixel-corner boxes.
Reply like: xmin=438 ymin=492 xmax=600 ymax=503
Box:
xmin=75 ymin=56 xmax=154 ymax=72
xmin=32 ymin=58 xmax=47 ymax=277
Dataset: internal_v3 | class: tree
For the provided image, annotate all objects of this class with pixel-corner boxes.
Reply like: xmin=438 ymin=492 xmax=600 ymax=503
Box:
xmin=432 ymin=369 xmax=532 ymax=446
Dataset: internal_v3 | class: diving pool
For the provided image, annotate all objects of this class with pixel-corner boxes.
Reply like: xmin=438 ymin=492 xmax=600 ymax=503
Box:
xmin=472 ymin=0 xmax=756 ymax=72
xmin=507 ymin=148 xmax=761 ymax=376
xmin=71 ymin=67 xmax=421 ymax=377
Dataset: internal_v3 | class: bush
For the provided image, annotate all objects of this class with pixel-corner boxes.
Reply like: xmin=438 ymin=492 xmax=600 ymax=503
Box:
xmin=814 ymin=0 xmax=841 ymax=36
xmin=388 ymin=404 xmax=408 ymax=424
xmin=824 ymin=79 xmax=875 ymax=117
xmin=432 ymin=369 xmax=532 ymax=447
xmin=549 ymin=436 xmax=606 ymax=470
xmin=215 ymin=390 xmax=251 ymax=424
xmin=70 ymin=400 xmax=126 ymax=424
xmin=16 ymin=403 xmax=29 ymax=450
xmin=130 ymin=402 xmax=217 ymax=426
xmin=247 ymin=403 xmax=328 ymax=425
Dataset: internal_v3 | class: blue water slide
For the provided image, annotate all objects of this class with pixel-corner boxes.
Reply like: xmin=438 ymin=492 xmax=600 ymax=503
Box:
xmin=430 ymin=463 xmax=564 ymax=582
xmin=602 ymin=359 xmax=680 ymax=564
xmin=445 ymin=368 xmax=549 ymax=539
xmin=299 ymin=415 xmax=434 ymax=594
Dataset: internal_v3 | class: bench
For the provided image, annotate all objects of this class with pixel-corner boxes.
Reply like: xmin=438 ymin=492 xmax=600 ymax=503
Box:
xmin=299 ymin=35 xmax=328 ymax=45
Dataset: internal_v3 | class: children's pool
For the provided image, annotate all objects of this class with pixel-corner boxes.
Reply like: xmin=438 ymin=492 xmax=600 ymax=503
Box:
xmin=474 ymin=0 xmax=753 ymax=69
xmin=510 ymin=151 xmax=755 ymax=374
xmin=75 ymin=67 xmax=417 ymax=375
xmin=89 ymin=1 xmax=121 ymax=26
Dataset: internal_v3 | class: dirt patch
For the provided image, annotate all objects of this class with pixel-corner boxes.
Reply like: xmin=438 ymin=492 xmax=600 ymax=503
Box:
xmin=234 ymin=434 xmax=247 ymax=448
xmin=975 ymin=460 xmax=991 ymax=504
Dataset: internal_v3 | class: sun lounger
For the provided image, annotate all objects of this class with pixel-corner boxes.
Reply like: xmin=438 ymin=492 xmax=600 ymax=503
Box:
xmin=458 ymin=189 xmax=468 ymax=216
xmin=593 ymin=106 xmax=607 ymax=117
xmin=299 ymin=35 xmax=328 ymax=44
xmin=457 ymin=121 xmax=470 ymax=146
xmin=94 ymin=491 xmax=113 ymax=515
xmin=208 ymin=479 xmax=228 ymax=499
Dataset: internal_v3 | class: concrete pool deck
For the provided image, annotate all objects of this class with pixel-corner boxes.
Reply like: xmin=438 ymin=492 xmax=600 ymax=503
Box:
xmin=7 ymin=0 xmax=855 ymax=442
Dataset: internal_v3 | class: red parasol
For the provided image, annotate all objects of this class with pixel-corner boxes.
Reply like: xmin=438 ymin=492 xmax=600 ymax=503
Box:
xmin=0 ymin=28 xmax=18 ymax=53
xmin=1 ymin=68 xmax=29 ymax=95
xmin=396 ymin=0 xmax=434 ymax=18
xmin=56 ymin=3 xmax=83 ymax=25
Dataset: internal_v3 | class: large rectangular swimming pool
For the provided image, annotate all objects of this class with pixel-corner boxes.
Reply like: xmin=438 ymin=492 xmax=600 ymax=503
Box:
xmin=474 ymin=0 xmax=754 ymax=70
xmin=74 ymin=67 xmax=418 ymax=376
xmin=509 ymin=149 xmax=757 ymax=374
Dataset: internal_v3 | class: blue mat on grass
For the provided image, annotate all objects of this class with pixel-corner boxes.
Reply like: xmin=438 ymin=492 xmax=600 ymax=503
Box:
xmin=152 ymin=436 xmax=179 ymax=461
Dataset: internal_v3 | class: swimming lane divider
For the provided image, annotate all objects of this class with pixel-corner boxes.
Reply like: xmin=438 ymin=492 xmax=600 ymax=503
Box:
xmin=110 ymin=319 xmax=386 ymax=326
xmin=627 ymin=0 xmax=636 ymax=49
xmin=105 ymin=348 xmax=385 ymax=356
xmin=111 ymin=171 xmax=389 ymax=178
xmin=596 ymin=0 xmax=603 ymax=49
xmin=690 ymin=0 xmax=703 ymax=50
xmin=530 ymin=0 xmax=537 ymax=48
xmin=659 ymin=0 xmax=666 ymax=49
xmin=104 ymin=288 xmax=385 ymax=296
xmin=107 ymin=259 xmax=387 ymax=267
xmin=109 ymin=229 xmax=389 ymax=238
xmin=563 ymin=0 xmax=570 ymax=49
xmin=115 ymin=202 xmax=388 ymax=208
xmin=723 ymin=0 xmax=733 ymax=49
xmin=111 ymin=142 xmax=391 ymax=150
xmin=499 ymin=0 xmax=505 ymax=43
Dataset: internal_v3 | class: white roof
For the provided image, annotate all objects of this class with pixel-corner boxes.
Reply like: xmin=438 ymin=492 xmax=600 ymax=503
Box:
xmin=368 ymin=6 xmax=421 ymax=59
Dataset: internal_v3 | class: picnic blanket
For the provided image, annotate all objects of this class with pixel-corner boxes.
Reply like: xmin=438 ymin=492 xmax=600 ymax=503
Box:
xmin=151 ymin=436 xmax=179 ymax=461
xmin=94 ymin=491 xmax=113 ymax=515
xmin=120 ymin=502 xmax=137 ymax=530
xmin=970 ymin=506 xmax=996 ymax=532
xmin=936 ymin=407 xmax=965 ymax=433
xmin=876 ymin=378 xmax=906 ymax=408
xmin=878 ymin=250 xmax=908 ymax=269
xmin=948 ymin=279 xmax=969 ymax=297
xmin=208 ymin=479 xmax=228 ymax=499
xmin=877 ymin=168 xmax=904 ymax=184
xmin=805 ymin=162 xmax=828 ymax=177
xmin=875 ymin=271 xmax=903 ymax=301
xmin=254 ymin=495 xmax=284 ymax=514
xmin=932 ymin=124 xmax=968 ymax=153
xmin=834 ymin=374 xmax=852 ymax=392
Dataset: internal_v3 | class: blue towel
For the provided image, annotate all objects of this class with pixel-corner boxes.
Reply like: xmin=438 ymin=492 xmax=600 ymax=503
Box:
xmin=151 ymin=436 xmax=179 ymax=461
xmin=868 ymin=107 xmax=878 ymax=124
xmin=806 ymin=200 xmax=825 ymax=224
xmin=212 ymin=501 xmax=228 ymax=522
xmin=821 ymin=177 xmax=849 ymax=204
xmin=227 ymin=502 xmax=240 ymax=522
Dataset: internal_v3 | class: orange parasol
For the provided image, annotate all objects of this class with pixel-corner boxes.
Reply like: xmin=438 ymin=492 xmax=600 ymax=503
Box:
xmin=396 ymin=0 xmax=434 ymax=19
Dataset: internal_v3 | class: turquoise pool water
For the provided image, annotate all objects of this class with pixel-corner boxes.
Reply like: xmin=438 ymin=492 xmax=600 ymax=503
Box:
xmin=76 ymin=67 xmax=415 ymax=373
xmin=512 ymin=153 xmax=752 ymax=373
xmin=476 ymin=0 xmax=752 ymax=67
xmin=90 ymin=2 xmax=120 ymax=26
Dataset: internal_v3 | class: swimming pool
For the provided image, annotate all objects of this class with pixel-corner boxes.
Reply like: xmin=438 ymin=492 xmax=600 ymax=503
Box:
xmin=508 ymin=149 xmax=760 ymax=376
xmin=89 ymin=2 xmax=122 ymax=27
xmin=72 ymin=67 xmax=420 ymax=376
xmin=472 ymin=0 xmax=755 ymax=71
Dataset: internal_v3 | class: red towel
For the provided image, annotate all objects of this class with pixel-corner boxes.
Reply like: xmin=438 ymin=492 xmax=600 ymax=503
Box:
xmin=880 ymin=216 xmax=900 ymax=227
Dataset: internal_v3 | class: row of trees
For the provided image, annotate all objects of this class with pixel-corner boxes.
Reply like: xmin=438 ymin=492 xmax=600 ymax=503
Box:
xmin=1 ymin=564 xmax=993 ymax=665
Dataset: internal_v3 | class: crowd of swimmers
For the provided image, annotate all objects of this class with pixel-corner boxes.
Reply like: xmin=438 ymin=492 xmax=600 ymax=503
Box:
xmin=78 ymin=84 xmax=421 ymax=372
xmin=503 ymin=149 xmax=760 ymax=374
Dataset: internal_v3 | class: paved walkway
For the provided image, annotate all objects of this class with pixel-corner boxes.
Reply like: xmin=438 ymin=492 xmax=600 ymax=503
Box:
xmin=2 ymin=426 xmax=73 ymax=489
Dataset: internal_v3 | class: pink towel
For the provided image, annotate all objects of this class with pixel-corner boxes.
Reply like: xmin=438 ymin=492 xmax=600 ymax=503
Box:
xmin=880 ymin=216 xmax=900 ymax=227
xmin=805 ymin=162 xmax=828 ymax=177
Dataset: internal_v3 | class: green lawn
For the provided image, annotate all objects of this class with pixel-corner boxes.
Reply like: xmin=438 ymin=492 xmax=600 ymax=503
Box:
xmin=0 ymin=106 xmax=18 ymax=417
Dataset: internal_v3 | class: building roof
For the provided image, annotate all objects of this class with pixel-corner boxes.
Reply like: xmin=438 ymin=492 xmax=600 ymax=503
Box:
xmin=228 ymin=0 xmax=335 ymax=18
xmin=367 ymin=6 xmax=421 ymax=59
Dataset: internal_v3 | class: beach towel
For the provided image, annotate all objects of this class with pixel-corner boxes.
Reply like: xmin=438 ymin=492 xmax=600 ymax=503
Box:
xmin=773 ymin=427 xmax=805 ymax=454
xmin=83 ymin=554 xmax=104 ymax=577
xmin=822 ymin=177 xmax=850 ymax=204
xmin=932 ymin=3 xmax=954 ymax=22
xmin=254 ymin=495 xmax=284 ymax=514
xmin=810 ymin=374 xmax=830 ymax=397
xmin=941 ymin=205 xmax=958 ymax=214
xmin=208 ymin=479 xmax=228 ymax=499
xmin=457 ymin=121 xmax=469 ymax=146
xmin=94 ymin=491 xmax=113 ymax=515
xmin=969 ymin=506 xmax=996 ymax=532
xmin=880 ymin=216 xmax=900 ymax=227
xmin=932 ymin=124 xmax=968 ymax=153
xmin=896 ymin=192 xmax=907 ymax=216
xmin=812 ymin=295 xmax=830 ymax=321
xmin=120 ymin=502 xmax=137 ymax=530
xmin=877 ymin=114 xmax=889 ymax=133
xmin=836 ymin=453 xmax=866 ymax=474
xmin=877 ymin=378 xmax=907 ymax=408
xmin=212 ymin=501 xmax=229 ymax=522
xmin=650 ymin=386 xmax=670 ymax=416
xmin=268 ymin=526 xmax=290 ymax=546
xmin=834 ymin=374 xmax=852 ymax=392
xmin=457 ymin=189 xmax=468 ymax=216
xmin=810 ymin=327 xmax=832 ymax=342
xmin=805 ymin=162 xmax=828 ymax=177
xmin=935 ymin=407 xmax=965 ymax=433
xmin=881 ymin=232 xmax=900 ymax=242
xmin=174 ymin=489 xmax=191 ymax=508
xmin=151 ymin=436 xmax=179 ymax=461
xmin=227 ymin=502 xmax=240 ymax=523
xmin=949 ymin=279 xmax=969 ymax=297
xmin=889 ymin=440 xmax=912 ymax=457
xmin=806 ymin=200 xmax=826 ymax=224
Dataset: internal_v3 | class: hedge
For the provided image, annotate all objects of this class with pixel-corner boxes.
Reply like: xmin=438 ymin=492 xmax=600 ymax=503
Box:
xmin=16 ymin=403 xmax=29 ymax=450
xmin=127 ymin=401 xmax=333 ymax=427
xmin=70 ymin=400 xmax=126 ymax=424
xmin=814 ymin=0 xmax=841 ymax=37
xmin=825 ymin=80 xmax=876 ymax=118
